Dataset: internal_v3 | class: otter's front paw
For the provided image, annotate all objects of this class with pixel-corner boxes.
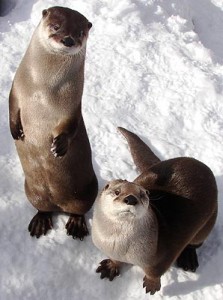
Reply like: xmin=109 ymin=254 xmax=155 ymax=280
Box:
xmin=51 ymin=133 xmax=68 ymax=157
xmin=143 ymin=276 xmax=161 ymax=295
xmin=65 ymin=214 xmax=89 ymax=240
xmin=11 ymin=124 xmax=24 ymax=140
xmin=28 ymin=211 xmax=53 ymax=238
xmin=96 ymin=259 xmax=120 ymax=281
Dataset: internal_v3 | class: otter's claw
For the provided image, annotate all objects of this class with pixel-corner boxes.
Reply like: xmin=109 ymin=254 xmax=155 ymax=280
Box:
xmin=28 ymin=211 xmax=53 ymax=238
xmin=143 ymin=276 xmax=161 ymax=295
xmin=65 ymin=214 xmax=89 ymax=240
xmin=51 ymin=133 xmax=68 ymax=157
xmin=11 ymin=125 xmax=24 ymax=140
xmin=177 ymin=246 xmax=199 ymax=272
xmin=96 ymin=259 xmax=120 ymax=281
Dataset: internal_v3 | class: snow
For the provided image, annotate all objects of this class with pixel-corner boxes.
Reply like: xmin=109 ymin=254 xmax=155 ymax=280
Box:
xmin=0 ymin=0 xmax=223 ymax=299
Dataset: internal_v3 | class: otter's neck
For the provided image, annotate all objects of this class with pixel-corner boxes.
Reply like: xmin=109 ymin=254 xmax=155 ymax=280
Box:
xmin=93 ymin=199 xmax=159 ymax=265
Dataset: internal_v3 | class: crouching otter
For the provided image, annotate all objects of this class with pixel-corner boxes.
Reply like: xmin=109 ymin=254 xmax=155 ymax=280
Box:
xmin=92 ymin=127 xmax=217 ymax=294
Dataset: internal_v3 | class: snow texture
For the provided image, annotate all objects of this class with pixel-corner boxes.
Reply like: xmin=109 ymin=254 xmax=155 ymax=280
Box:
xmin=0 ymin=0 xmax=223 ymax=299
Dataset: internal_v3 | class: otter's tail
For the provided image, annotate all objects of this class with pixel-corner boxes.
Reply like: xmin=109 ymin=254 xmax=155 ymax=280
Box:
xmin=118 ymin=127 xmax=161 ymax=173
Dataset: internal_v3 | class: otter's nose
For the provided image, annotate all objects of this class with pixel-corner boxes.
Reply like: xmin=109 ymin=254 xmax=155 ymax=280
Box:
xmin=124 ymin=195 xmax=138 ymax=206
xmin=61 ymin=37 xmax=75 ymax=47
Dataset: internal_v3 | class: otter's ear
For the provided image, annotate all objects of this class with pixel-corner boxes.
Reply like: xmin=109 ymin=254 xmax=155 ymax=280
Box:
xmin=88 ymin=22 xmax=92 ymax=29
xmin=104 ymin=183 xmax=109 ymax=190
xmin=114 ymin=179 xmax=126 ymax=184
xmin=146 ymin=190 xmax=150 ymax=197
xmin=42 ymin=9 xmax=48 ymax=17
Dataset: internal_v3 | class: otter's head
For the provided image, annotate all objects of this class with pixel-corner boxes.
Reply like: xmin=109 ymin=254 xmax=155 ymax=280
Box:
xmin=99 ymin=179 xmax=150 ymax=220
xmin=39 ymin=6 xmax=92 ymax=55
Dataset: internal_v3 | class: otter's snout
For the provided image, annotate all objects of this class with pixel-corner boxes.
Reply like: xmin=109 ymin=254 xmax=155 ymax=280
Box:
xmin=61 ymin=36 xmax=75 ymax=47
xmin=124 ymin=195 xmax=138 ymax=206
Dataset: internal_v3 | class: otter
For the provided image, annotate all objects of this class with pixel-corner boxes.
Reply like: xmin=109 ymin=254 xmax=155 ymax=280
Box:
xmin=9 ymin=6 xmax=98 ymax=239
xmin=92 ymin=127 xmax=217 ymax=294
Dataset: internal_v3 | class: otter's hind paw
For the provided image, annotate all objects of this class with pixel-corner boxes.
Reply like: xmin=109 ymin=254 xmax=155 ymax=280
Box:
xmin=177 ymin=245 xmax=199 ymax=272
xmin=28 ymin=211 xmax=53 ymax=238
xmin=65 ymin=214 xmax=89 ymax=240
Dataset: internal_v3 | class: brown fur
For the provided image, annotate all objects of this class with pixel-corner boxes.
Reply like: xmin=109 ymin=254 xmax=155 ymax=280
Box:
xmin=9 ymin=7 xmax=98 ymax=239
xmin=134 ymin=157 xmax=217 ymax=280
xmin=93 ymin=127 xmax=217 ymax=294
xmin=118 ymin=127 xmax=161 ymax=171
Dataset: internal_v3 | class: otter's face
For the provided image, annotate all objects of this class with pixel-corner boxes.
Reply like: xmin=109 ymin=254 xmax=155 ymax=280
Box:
xmin=40 ymin=7 xmax=92 ymax=55
xmin=99 ymin=180 xmax=150 ymax=220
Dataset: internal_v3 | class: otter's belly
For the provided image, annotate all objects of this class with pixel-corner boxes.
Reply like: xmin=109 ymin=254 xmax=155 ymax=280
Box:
xmin=15 ymin=137 xmax=93 ymax=201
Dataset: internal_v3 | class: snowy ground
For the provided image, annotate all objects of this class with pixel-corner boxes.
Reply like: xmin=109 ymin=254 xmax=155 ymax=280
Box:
xmin=0 ymin=0 xmax=223 ymax=299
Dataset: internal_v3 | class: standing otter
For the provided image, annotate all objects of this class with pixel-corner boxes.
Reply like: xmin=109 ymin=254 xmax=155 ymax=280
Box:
xmin=9 ymin=6 xmax=98 ymax=239
xmin=92 ymin=127 xmax=217 ymax=294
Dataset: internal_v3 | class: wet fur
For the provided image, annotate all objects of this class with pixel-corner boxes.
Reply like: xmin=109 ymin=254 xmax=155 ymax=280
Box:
xmin=9 ymin=7 xmax=98 ymax=238
xmin=92 ymin=127 xmax=217 ymax=294
xmin=92 ymin=181 xmax=158 ymax=268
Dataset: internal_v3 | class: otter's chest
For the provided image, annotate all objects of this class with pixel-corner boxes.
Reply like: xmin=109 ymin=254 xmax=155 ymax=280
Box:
xmin=92 ymin=218 xmax=151 ymax=267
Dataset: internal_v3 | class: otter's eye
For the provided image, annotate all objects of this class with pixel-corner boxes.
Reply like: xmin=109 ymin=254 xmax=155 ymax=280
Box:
xmin=79 ymin=31 xmax=84 ymax=38
xmin=51 ymin=24 xmax=60 ymax=31
xmin=115 ymin=190 xmax=120 ymax=196
xmin=140 ymin=191 xmax=144 ymax=198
